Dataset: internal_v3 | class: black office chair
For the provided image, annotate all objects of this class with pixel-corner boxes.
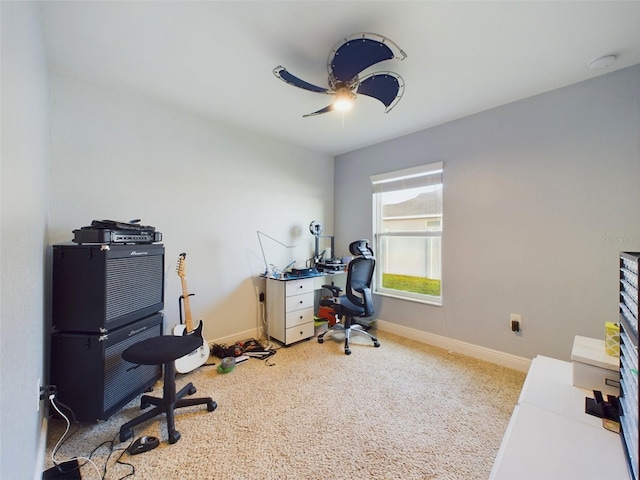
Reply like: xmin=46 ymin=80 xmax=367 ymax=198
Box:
xmin=317 ymin=239 xmax=380 ymax=355
xmin=119 ymin=334 xmax=217 ymax=444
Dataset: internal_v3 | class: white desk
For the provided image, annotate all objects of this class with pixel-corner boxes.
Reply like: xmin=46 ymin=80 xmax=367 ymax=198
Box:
xmin=490 ymin=355 xmax=630 ymax=480
xmin=265 ymin=272 xmax=345 ymax=346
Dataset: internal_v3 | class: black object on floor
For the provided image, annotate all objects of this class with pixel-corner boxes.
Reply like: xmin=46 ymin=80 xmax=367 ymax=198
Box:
xmin=127 ymin=435 xmax=160 ymax=455
xmin=42 ymin=460 xmax=81 ymax=479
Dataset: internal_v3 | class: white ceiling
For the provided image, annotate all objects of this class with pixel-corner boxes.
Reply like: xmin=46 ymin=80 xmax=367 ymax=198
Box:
xmin=41 ymin=1 xmax=640 ymax=156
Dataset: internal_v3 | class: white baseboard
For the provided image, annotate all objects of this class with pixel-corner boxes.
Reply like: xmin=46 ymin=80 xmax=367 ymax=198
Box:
xmin=208 ymin=328 xmax=261 ymax=349
xmin=375 ymin=319 xmax=531 ymax=373
xmin=208 ymin=323 xmax=531 ymax=372
xmin=34 ymin=415 xmax=48 ymax=480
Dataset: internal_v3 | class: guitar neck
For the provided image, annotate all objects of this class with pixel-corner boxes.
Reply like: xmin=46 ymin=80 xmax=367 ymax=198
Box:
xmin=180 ymin=275 xmax=194 ymax=332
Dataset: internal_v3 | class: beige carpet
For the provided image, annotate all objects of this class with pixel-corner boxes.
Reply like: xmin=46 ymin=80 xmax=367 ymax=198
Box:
xmin=44 ymin=330 xmax=525 ymax=480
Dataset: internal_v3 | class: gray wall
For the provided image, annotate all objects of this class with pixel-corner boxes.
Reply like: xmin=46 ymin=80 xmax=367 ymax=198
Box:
xmin=335 ymin=65 xmax=640 ymax=362
xmin=1 ymin=3 xmax=51 ymax=479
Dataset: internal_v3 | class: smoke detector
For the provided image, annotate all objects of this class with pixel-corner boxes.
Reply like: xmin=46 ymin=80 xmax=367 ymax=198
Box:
xmin=588 ymin=55 xmax=617 ymax=70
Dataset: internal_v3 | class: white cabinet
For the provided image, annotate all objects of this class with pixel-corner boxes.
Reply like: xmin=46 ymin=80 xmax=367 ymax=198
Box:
xmin=490 ymin=355 xmax=630 ymax=480
xmin=266 ymin=277 xmax=315 ymax=345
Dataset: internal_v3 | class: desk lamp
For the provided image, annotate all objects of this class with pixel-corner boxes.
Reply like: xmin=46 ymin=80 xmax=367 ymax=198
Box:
xmin=257 ymin=231 xmax=295 ymax=278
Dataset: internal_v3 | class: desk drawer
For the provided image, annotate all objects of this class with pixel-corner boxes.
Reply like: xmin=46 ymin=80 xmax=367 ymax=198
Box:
xmin=285 ymin=321 xmax=314 ymax=344
xmin=285 ymin=278 xmax=314 ymax=297
xmin=286 ymin=307 xmax=314 ymax=328
xmin=285 ymin=292 xmax=314 ymax=312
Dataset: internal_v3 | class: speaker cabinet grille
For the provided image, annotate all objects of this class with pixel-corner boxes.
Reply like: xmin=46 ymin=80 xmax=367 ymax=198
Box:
xmin=105 ymin=255 xmax=164 ymax=323
xmin=52 ymin=243 xmax=164 ymax=332
xmin=104 ymin=320 xmax=161 ymax=412
xmin=50 ymin=313 xmax=163 ymax=422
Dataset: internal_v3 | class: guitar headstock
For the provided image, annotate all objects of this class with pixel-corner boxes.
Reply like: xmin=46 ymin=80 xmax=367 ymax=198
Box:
xmin=176 ymin=252 xmax=187 ymax=278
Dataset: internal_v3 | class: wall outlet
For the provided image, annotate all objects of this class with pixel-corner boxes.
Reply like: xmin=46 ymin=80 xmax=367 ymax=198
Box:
xmin=510 ymin=313 xmax=522 ymax=333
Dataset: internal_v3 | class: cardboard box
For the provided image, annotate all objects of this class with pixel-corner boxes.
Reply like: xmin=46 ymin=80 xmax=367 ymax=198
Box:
xmin=571 ymin=335 xmax=620 ymax=397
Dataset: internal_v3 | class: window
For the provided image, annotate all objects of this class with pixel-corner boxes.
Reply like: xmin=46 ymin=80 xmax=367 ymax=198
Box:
xmin=371 ymin=162 xmax=443 ymax=305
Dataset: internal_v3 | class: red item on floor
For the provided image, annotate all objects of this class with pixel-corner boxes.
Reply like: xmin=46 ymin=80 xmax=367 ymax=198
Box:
xmin=318 ymin=305 xmax=337 ymax=326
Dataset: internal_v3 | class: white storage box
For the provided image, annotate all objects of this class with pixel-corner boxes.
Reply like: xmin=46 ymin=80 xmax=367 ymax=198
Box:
xmin=571 ymin=335 xmax=620 ymax=397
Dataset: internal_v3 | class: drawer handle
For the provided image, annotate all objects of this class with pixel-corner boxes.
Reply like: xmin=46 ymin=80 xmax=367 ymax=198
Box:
xmin=299 ymin=315 xmax=303 ymax=320
xmin=299 ymin=300 xmax=303 ymax=304
xmin=299 ymin=285 xmax=303 ymax=289
xmin=605 ymin=378 xmax=621 ymax=388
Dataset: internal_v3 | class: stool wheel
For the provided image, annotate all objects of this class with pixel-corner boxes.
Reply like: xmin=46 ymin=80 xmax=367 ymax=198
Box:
xmin=168 ymin=431 xmax=181 ymax=444
xmin=120 ymin=428 xmax=133 ymax=443
xmin=374 ymin=342 xmax=380 ymax=348
xmin=207 ymin=400 xmax=218 ymax=412
xmin=188 ymin=386 xmax=197 ymax=395
xmin=318 ymin=338 xmax=324 ymax=344
xmin=345 ymin=348 xmax=352 ymax=355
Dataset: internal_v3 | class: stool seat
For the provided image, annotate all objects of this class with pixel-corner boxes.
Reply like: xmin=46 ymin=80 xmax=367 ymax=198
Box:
xmin=119 ymin=333 xmax=216 ymax=445
xmin=123 ymin=335 xmax=202 ymax=365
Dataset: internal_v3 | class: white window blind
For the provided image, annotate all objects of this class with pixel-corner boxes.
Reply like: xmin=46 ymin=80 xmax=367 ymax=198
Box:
xmin=370 ymin=161 xmax=443 ymax=193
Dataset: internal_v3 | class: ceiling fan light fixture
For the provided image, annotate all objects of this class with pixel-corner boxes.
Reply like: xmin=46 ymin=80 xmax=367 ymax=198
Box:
xmin=333 ymin=89 xmax=354 ymax=112
xmin=333 ymin=98 xmax=353 ymax=112
xmin=273 ymin=32 xmax=406 ymax=117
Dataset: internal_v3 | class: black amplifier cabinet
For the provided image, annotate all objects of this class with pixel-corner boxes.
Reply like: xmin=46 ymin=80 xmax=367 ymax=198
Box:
xmin=52 ymin=243 xmax=164 ymax=332
xmin=50 ymin=313 xmax=163 ymax=422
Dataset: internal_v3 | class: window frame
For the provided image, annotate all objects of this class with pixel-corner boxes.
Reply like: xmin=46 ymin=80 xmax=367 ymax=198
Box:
xmin=371 ymin=162 xmax=443 ymax=306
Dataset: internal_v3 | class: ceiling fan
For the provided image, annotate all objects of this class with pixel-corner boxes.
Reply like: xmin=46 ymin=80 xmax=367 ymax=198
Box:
xmin=273 ymin=32 xmax=407 ymax=117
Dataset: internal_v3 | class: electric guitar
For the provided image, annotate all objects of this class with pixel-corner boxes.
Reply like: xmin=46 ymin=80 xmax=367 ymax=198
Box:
xmin=174 ymin=252 xmax=209 ymax=374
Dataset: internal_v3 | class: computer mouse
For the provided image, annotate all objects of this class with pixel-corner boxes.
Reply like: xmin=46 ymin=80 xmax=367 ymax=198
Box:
xmin=127 ymin=435 xmax=159 ymax=455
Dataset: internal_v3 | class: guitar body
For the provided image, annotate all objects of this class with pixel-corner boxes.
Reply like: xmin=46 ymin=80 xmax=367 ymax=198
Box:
xmin=173 ymin=319 xmax=208 ymax=374
xmin=174 ymin=253 xmax=209 ymax=374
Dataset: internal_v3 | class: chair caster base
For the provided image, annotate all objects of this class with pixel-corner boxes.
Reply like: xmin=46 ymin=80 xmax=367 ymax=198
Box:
xmin=207 ymin=400 xmax=217 ymax=412
xmin=120 ymin=428 xmax=133 ymax=443
xmin=317 ymin=338 xmax=324 ymax=344
xmin=188 ymin=386 xmax=197 ymax=395
xmin=168 ymin=430 xmax=181 ymax=444
xmin=374 ymin=342 xmax=380 ymax=347
xmin=345 ymin=348 xmax=351 ymax=355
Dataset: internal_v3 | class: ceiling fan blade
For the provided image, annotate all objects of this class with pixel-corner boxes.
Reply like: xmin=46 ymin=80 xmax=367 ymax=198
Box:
xmin=302 ymin=104 xmax=334 ymax=117
xmin=328 ymin=33 xmax=406 ymax=85
xmin=357 ymin=72 xmax=405 ymax=112
xmin=273 ymin=66 xmax=330 ymax=94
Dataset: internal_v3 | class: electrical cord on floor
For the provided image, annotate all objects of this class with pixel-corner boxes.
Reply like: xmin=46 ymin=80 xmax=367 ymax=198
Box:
xmin=99 ymin=431 xmax=137 ymax=479
xmin=48 ymin=397 xmax=82 ymax=447
xmin=50 ymin=395 xmax=102 ymax=479
xmin=259 ymin=300 xmax=280 ymax=366
xmin=263 ymin=354 xmax=277 ymax=367
xmin=88 ymin=431 xmax=135 ymax=480
xmin=49 ymin=394 xmax=136 ymax=480
xmin=257 ymin=299 xmax=272 ymax=350
xmin=113 ymin=444 xmax=136 ymax=480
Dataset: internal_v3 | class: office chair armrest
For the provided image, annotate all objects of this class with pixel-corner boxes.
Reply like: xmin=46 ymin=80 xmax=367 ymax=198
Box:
xmin=319 ymin=298 xmax=334 ymax=307
xmin=321 ymin=284 xmax=342 ymax=297
xmin=361 ymin=287 xmax=374 ymax=316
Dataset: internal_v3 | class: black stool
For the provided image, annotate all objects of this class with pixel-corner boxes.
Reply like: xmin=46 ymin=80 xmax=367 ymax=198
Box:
xmin=119 ymin=334 xmax=217 ymax=444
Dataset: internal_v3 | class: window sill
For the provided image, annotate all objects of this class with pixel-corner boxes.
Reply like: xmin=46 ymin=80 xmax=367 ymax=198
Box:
xmin=374 ymin=290 xmax=442 ymax=307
